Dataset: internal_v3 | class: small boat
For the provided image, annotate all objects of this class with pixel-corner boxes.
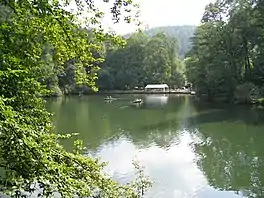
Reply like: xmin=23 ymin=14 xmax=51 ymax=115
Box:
xmin=104 ymin=96 xmax=117 ymax=100
xmin=132 ymin=98 xmax=143 ymax=104
xmin=190 ymin=91 xmax=196 ymax=95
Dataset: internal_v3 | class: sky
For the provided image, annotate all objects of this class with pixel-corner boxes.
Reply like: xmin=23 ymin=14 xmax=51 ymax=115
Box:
xmin=99 ymin=0 xmax=215 ymax=35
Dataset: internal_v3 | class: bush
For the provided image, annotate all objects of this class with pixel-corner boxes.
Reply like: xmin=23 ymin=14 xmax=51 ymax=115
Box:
xmin=50 ymin=86 xmax=63 ymax=97
xmin=234 ymin=82 xmax=259 ymax=104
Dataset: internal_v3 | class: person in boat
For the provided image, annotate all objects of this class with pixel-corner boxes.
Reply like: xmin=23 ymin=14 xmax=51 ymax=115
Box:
xmin=105 ymin=96 xmax=113 ymax=99
xmin=133 ymin=98 xmax=142 ymax=103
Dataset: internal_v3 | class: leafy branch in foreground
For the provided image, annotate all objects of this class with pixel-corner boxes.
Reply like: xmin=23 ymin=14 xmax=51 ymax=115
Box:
xmin=0 ymin=0 xmax=151 ymax=197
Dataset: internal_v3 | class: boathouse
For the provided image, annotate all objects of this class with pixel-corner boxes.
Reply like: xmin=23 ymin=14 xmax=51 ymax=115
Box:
xmin=145 ymin=84 xmax=169 ymax=92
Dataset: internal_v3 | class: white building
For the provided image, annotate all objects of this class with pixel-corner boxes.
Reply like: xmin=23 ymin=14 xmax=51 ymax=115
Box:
xmin=145 ymin=84 xmax=169 ymax=92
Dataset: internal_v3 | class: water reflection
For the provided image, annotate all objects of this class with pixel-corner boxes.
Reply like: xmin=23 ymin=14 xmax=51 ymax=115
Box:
xmin=91 ymin=131 xmax=243 ymax=198
xmin=191 ymin=122 xmax=264 ymax=198
xmin=46 ymin=95 xmax=264 ymax=198
xmin=144 ymin=94 xmax=169 ymax=108
xmin=96 ymin=132 xmax=206 ymax=198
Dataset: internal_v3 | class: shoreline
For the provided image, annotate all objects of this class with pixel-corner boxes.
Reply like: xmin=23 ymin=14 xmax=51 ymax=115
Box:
xmin=93 ymin=89 xmax=194 ymax=95
xmin=44 ymin=89 xmax=194 ymax=99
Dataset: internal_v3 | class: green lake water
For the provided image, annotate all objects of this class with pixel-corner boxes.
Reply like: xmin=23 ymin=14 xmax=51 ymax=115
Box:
xmin=46 ymin=94 xmax=264 ymax=198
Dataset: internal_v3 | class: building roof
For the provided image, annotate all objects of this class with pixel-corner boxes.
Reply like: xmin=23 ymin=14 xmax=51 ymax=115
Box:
xmin=145 ymin=84 xmax=169 ymax=89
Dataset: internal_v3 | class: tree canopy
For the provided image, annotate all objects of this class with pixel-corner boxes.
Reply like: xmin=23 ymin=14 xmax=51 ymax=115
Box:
xmin=97 ymin=31 xmax=185 ymax=90
xmin=0 ymin=0 xmax=152 ymax=197
xmin=185 ymin=0 xmax=264 ymax=103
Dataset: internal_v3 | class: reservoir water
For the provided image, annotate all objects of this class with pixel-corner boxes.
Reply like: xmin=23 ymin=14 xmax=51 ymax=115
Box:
xmin=46 ymin=94 xmax=264 ymax=198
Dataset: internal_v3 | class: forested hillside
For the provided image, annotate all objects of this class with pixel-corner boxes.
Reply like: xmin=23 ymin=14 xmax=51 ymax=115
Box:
xmin=43 ymin=25 xmax=195 ymax=94
xmin=36 ymin=29 xmax=186 ymax=95
xmin=125 ymin=26 xmax=196 ymax=58
xmin=185 ymin=0 xmax=264 ymax=105
xmin=29 ymin=27 xmax=187 ymax=95
xmin=97 ymin=32 xmax=185 ymax=90
xmin=1 ymin=7 xmax=193 ymax=97
xmin=96 ymin=26 xmax=196 ymax=90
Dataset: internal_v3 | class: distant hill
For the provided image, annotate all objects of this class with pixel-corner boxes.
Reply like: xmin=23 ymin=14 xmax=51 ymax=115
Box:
xmin=124 ymin=25 xmax=196 ymax=58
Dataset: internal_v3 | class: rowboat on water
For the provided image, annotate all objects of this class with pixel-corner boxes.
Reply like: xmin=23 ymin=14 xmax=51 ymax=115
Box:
xmin=104 ymin=96 xmax=117 ymax=100
xmin=132 ymin=98 xmax=143 ymax=104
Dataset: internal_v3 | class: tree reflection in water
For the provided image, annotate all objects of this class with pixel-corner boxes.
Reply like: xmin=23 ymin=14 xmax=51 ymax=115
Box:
xmin=46 ymin=95 xmax=264 ymax=197
xmin=189 ymin=102 xmax=264 ymax=198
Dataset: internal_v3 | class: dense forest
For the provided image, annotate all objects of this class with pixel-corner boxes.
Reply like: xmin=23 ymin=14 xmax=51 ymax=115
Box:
xmin=2 ymin=7 xmax=195 ymax=97
xmin=97 ymin=31 xmax=185 ymax=90
xmin=38 ymin=30 xmax=187 ymax=95
xmin=43 ymin=25 xmax=196 ymax=95
xmin=185 ymin=0 xmax=264 ymax=105
xmin=33 ymin=27 xmax=193 ymax=95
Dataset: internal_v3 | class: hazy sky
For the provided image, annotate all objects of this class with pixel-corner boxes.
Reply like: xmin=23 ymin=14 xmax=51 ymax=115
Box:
xmin=68 ymin=0 xmax=215 ymax=35
xmin=100 ymin=0 xmax=215 ymax=35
